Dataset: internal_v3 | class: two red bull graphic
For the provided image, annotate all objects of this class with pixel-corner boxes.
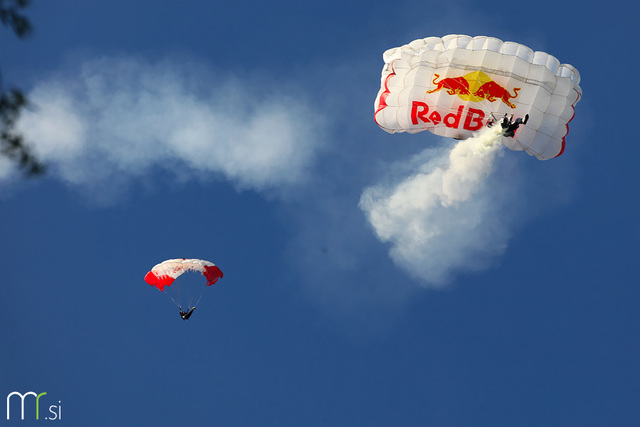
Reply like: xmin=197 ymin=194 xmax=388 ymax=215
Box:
xmin=427 ymin=71 xmax=520 ymax=108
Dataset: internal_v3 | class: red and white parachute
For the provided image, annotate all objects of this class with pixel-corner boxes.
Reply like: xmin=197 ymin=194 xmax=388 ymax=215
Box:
xmin=374 ymin=34 xmax=582 ymax=160
xmin=145 ymin=258 xmax=223 ymax=291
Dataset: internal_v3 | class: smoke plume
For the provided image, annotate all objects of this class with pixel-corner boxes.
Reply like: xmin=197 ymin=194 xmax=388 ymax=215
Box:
xmin=360 ymin=126 xmax=514 ymax=285
xmin=7 ymin=56 xmax=323 ymax=199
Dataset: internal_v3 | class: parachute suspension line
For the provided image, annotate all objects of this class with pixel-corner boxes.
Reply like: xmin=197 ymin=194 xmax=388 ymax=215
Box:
xmin=161 ymin=290 xmax=181 ymax=308
xmin=175 ymin=284 xmax=184 ymax=307
xmin=188 ymin=283 xmax=208 ymax=309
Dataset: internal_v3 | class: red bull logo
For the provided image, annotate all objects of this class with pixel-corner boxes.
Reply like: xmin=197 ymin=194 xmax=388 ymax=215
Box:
xmin=427 ymin=71 xmax=520 ymax=109
xmin=428 ymin=74 xmax=472 ymax=97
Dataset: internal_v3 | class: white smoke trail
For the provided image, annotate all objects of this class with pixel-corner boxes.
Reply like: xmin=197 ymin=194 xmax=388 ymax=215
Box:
xmin=6 ymin=56 xmax=323 ymax=200
xmin=360 ymin=126 xmax=512 ymax=286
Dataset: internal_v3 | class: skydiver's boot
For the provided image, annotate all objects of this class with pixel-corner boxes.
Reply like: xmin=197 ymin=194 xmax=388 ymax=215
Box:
xmin=523 ymin=114 xmax=529 ymax=124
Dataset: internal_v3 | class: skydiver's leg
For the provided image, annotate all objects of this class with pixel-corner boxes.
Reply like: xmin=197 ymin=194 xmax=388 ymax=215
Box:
xmin=182 ymin=307 xmax=196 ymax=320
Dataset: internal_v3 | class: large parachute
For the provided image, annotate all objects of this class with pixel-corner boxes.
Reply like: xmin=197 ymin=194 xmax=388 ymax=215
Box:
xmin=374 ymin=35 xmax=582 ymax=160
xmin=144 ymin=258 xmax=223 ymax=318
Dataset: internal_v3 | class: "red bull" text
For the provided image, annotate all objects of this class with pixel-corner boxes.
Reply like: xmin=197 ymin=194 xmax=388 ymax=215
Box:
xmin=411 ymin=102 xmax=485 ymax=131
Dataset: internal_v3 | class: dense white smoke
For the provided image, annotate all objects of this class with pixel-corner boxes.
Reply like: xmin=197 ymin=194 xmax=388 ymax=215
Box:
xmin=8 ymin=56 xmax=323 ymax=198
xmin=360 ymin=126 xmax=513 ymax=285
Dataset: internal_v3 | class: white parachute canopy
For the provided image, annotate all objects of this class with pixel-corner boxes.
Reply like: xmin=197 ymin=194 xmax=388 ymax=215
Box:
xmin=374 ymin=34 xmax=582 ymax=160
xmin=145 ymin=258 xmax=223 ymax=291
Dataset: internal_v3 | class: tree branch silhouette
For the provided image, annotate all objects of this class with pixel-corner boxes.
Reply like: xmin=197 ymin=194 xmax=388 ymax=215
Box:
xmin=0 ymin=0 xmax=45 ymax=177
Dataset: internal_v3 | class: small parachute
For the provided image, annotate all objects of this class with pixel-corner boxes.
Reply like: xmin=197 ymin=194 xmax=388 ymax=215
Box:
xmin=374 ymin=34 xmax=582 ymax=160
xmin=145 ymin=258 xmax=223 ymax=291
xmin=144 ymin=258 xmax=223 ymax=318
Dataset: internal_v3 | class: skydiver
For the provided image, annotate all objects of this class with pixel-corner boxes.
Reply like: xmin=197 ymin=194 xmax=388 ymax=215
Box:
xmin=179 ymin=306 xmax=196 ymax=320
xmin=501 ymin=113 xmax=529 ymax=137
xmin=500 ymin=113 xmax=512 ymax=129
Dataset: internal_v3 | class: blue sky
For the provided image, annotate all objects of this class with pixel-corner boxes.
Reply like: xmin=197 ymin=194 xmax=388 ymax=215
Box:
xmin=1 ymin=0 xmax=639 ymax=425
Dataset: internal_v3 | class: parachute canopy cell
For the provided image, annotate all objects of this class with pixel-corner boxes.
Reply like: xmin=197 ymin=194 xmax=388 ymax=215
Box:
xmin=144 ymin=258 xmax=223 ymax=291
xmin=374 ymin=34 xmax=582 ymax=160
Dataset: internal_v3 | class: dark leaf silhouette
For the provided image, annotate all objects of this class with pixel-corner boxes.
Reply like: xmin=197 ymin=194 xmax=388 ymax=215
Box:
xmin=0 ymin=0 xmax=32 ymax=38
xmin=0 ymin=0 xmax=45 ymax=177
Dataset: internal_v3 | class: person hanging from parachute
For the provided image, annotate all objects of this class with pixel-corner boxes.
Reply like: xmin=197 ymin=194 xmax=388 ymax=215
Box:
xmin=491 ymin=113 xmax=529 ymax=137
xmin=374 ymin=35 xmax=581 ymax=160
xmin=179 ymin=306 xmax=196 ymax=320
xmin=144 ymin=258 xmax=224 ymax=320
